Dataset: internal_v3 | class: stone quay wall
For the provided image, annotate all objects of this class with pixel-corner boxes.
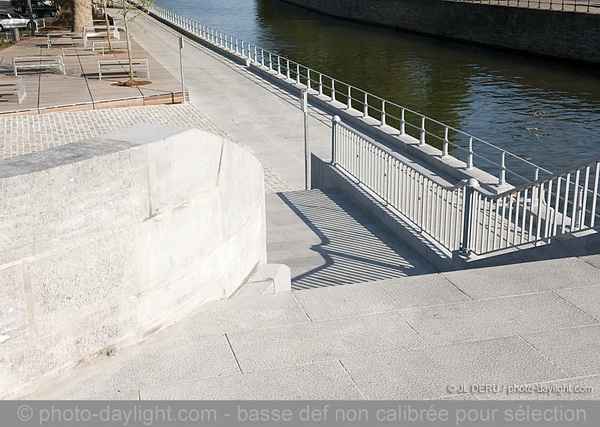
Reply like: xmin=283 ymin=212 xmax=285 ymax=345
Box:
xmin=0 ymin=125 xmax=266 ymax=397
xmin=281 ymin=0 xmax=600 ymax=64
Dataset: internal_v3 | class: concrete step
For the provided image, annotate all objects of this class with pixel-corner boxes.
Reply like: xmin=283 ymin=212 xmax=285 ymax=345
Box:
xmin=267 ymin=188 xmax=437 ymax=290
xmin=24 ymin=255 xmax=600 ymax=400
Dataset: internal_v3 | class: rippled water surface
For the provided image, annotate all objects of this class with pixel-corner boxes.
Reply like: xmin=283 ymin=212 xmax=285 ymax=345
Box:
xmin=157 ymin=0 xmax=600 ymax=172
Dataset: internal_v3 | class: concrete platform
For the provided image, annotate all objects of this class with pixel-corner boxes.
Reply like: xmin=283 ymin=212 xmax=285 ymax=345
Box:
xmin=23 ymin=256 xmax=600 ymax=400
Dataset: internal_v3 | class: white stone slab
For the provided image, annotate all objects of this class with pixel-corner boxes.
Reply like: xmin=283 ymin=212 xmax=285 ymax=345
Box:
xmin=400 ymin=292 xmax=597 ymax=345
xmin=227 ymin=312 xmax=425 ymax=373
xmin=341 ymin=336 xmax=565 ymax=399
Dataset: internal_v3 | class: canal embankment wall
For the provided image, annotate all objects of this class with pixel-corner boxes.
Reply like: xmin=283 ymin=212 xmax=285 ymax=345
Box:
xmin=281 ymin=0 xmax=600 ymax=65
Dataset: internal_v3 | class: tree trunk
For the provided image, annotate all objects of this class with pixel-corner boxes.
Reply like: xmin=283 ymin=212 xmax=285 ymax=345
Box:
xmin=73 ymin=0 xmax=94 ymax=32
xmin=123 ymin=12 xmax=134 ymax=82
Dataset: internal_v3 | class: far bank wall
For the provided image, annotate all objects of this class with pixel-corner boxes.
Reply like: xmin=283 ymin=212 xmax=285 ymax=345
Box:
xmin=281 ymin=0 xmax=600 ymax=65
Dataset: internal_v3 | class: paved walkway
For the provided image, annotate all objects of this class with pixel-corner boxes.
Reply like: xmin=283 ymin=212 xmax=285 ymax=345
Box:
xmin=267 ymin=189 xmax=435 ymax=289
xmin=0 ymin=103 xmax=291 ymax=192
xmin=0 ymin=22 xmax=183 ymax=114
xmin=25 ymin=255 xmax=600 ymax=400
xmin=122 ymin=8 xmax=333 ymax=191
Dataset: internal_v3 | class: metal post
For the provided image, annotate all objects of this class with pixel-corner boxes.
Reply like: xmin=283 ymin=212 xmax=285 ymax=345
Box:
xmin=459 ymin=178 xmax=480 ymax=257
xmin=301 ymin=89 xmax=310 ymax=190
xmin=443 ymin=127 xmax=449 ymax=158
xmin=179 ymin=36 xmax=186 ymax=104
xmin=467 ymin=137 xmax=474 ymax=170
xmin=331 ymin=116 xmax=341 ymax=165
xmin=499 ymin=151 xmax=506 ymax=186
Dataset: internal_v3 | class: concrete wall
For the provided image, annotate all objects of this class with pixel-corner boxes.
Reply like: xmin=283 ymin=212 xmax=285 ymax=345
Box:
xmin=281 ymin=0 xmax=600 ymax=64
xmin=0 ymin=125 xmax=266 ymax=398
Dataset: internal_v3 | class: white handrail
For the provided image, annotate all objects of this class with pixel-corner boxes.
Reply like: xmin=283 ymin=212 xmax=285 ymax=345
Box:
xmin=331 ymin=116 xmax=600 ymax=256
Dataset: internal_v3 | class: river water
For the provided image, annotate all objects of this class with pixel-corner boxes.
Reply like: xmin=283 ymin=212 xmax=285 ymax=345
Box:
xmin=157 ymin=0 xmax=600 ymax=174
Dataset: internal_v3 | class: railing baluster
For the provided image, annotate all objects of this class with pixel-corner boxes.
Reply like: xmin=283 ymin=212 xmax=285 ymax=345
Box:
xmin=591 ymin=163 xmax=600 ymax=228
xmin=347 ymin=86 xmax=352 ymax=109
xmin=467 ymin=138 xmax=474 ymax=169
xmin=443 ymin=127 xmax=449 ymax=158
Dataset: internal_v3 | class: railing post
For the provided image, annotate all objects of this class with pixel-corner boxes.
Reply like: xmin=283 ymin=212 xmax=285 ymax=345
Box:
xmin=331 ymin=116 xmax=341 ymax=165
xmin=331 ymin=79 xmax=336 ymax=102
xmin=400 ymin=108 xmax=405 ymax=135
xmin=296 ymin=63 xmax=300 ymax=84
xmin=499 ymin=151 xmax=506 ymax=186
xmin=467 ymin=137 xmax=474 ymax=170
xmin=347 ymin=86 xmax=352 ymax=109
xmin=419 ymin=116 xmax=426 ymax=146
xmin=459 ymin=178 xmax=479 ymax=257
xmin=319 ymin=74 xmax=323 ymax=96
xmin=442 ymin=127 xmax=449 ymax=158
xmin=381 ymin=101 xmax=386 ymax=126
xmin=364 ymin=92 xmax=368 ymax=117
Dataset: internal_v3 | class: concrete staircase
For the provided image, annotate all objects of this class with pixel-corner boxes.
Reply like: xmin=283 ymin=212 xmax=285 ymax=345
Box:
xmin=24 ymin=253 xmax=600 ymax=400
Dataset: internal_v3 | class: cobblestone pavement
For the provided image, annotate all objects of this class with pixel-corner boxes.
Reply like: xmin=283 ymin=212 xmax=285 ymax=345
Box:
xmin=0 ymin=104 xmax=291 ymax=193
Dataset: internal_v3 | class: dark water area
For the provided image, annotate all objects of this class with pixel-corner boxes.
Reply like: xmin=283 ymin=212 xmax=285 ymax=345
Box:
xmin=157 ymin=0 xmax=600 ymax=173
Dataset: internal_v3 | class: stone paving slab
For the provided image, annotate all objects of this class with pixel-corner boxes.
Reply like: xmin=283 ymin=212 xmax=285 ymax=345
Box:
xmin=442 ymin=257 xmax=600 ymax=299
xmin=227 ymin=312 xmax=425 ymax=373
xmin=100 ymin=334 xmax=241 ymax=390
xmin=293 ymin=274 xmax=470 ymax=321
xmin=159 ymin=292 xmax=310 ymax=340
xmin=520 ymin=324 xmax=600 ymax=377
xmin=140 ymin=361 xmax=362 ymax=400
xmin=555 ymin=285 xmax=600 ymax=320
xmin=341 ymin=336 xmax=566 ymax=400
xmin=400 ymin=292 xmax=598 ymax=345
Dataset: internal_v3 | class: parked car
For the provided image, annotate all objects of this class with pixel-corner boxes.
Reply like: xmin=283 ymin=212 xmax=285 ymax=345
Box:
xmin=0 ymin=12 xmax=36 ymax=32
xmin=13 ymin=1 xmax=58 ymax=18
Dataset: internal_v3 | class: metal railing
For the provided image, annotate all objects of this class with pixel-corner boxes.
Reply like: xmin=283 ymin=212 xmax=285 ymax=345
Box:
xmin=145 ymin=3 xmax=553 ymax=186
xmin=331 ymin=116 xmax=600 ymax=255
xmin=447 ymin=0 xmax=600 ymax=12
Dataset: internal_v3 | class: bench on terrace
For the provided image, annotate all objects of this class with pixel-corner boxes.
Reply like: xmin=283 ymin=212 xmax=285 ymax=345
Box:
xmin=13 ymin=56 xmax=65 ymax=76
xmin=98 ymin=59 xmax=149 ymax=80
xmin=0 ymin=79 xmax=26 ymax=103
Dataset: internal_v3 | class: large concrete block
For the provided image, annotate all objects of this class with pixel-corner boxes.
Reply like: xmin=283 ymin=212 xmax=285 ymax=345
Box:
xmin=1 ymin=124 xmax=267 ymax=397
xmin=27 ymin=230 xmax=138 ymax=337
xmin=0 ymin=141 xmax=149 ymax=265
xmin=0 ymin=266 xmax=27 ymax=351
xmin=217 ymin=140 xmax=265 ymax=237
xmin=0 ymin=295 xmax=139 ymax=395
xmin=135 ymin=187 xmax=224 ymax=287
xmin=145 ymin=129 xmax=224 ymax=215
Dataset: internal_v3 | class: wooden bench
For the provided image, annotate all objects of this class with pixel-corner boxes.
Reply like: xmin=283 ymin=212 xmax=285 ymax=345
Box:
xmin=98 ymin=59 xmax=149 ymax=80
xmin=13 ymin=56 xmax=65 ymax=76
xmin=0 ymin=79 xmax=26 ymax=103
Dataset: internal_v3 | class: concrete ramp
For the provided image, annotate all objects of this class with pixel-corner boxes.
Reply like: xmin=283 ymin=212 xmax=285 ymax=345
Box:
xmin=266 ymin=189 xmax=437 ymax=290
